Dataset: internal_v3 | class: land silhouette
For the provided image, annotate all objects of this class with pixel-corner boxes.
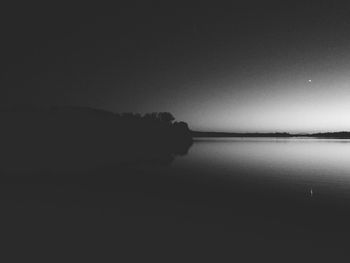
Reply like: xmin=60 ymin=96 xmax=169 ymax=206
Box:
xmin=0 ymin=106 xmax=193 ymax=173
xmin=192 ymin=131 xmax=350 ymax=138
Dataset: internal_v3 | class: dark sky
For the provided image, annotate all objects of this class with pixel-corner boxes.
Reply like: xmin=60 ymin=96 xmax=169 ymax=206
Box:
xmin=2 ymin=1 xmax=350 ymax=132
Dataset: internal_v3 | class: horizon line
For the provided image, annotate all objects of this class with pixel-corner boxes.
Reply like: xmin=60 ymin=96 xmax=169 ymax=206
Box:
xmin=191 ymin=130 xmax=350 ymax=135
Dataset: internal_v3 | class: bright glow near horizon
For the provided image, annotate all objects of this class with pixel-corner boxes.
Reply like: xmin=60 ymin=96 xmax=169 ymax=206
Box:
xmin=163 ymin=69 xmax=350 ymax=133
xmin=102 ymin=30 xmax=350 ymax=134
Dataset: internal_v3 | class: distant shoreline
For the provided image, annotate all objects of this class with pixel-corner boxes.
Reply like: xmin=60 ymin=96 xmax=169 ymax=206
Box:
xmin=191 ymin=131 xmax=350 ymax=139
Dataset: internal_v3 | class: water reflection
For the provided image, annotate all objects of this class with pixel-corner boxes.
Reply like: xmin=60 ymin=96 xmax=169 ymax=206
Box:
xmin=173 ymin=138 xmax=350 ymax=199
xmin=2 ymin=137 xmax=350 ymax=261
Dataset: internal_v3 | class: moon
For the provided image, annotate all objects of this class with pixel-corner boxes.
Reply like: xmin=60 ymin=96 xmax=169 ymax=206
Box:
xmin=308 ymin=79 xmax=312 ymax=83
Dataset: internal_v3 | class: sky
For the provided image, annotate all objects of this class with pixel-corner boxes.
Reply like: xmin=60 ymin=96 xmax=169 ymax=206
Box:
xmin=2 ymin=1 xmax=350 ymax=132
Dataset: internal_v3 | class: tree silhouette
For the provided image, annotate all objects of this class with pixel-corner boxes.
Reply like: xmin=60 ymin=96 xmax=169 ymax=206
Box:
xmin=158 ymin=112 xmax=175 ymax=125
xmin=0 ymin=106 xmax=193 ymax=173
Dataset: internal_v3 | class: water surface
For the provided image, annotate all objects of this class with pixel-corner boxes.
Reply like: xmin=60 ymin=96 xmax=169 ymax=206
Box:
xmin=3 ymin=138 xmax=350 ymax=261
xmin=172 ymin=138 xmax=350 ymax=201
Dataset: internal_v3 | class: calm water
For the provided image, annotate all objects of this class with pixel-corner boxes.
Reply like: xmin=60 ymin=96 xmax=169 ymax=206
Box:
xmin=143 ymin=138 xmax=350 ymax=261
xmin=172 ymin=138 xmax=350 ymax=201
xmin=3 ymin=138 xmax=350 ymax=261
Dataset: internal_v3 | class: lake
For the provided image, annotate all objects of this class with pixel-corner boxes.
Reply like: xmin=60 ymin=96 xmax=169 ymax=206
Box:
xmin=3 ymin=138 xmax=350 ymax=261
xmin=174 ymin=138 xmax=350 ymax=201
xmin=162 ymin=138 xmax=350 ymax=261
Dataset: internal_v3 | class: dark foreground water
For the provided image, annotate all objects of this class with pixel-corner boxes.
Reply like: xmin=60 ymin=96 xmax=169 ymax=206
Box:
xmin=2 ymin=138 xmax=350 ymax=262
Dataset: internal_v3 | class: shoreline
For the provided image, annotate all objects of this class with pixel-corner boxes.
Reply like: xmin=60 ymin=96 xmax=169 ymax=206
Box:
xmin=191 ymin=131 xmax=350 ymax=139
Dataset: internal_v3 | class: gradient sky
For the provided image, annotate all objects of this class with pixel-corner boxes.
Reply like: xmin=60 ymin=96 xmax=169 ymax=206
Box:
xmin=2 ymin=1 xmax=350 ymax=132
